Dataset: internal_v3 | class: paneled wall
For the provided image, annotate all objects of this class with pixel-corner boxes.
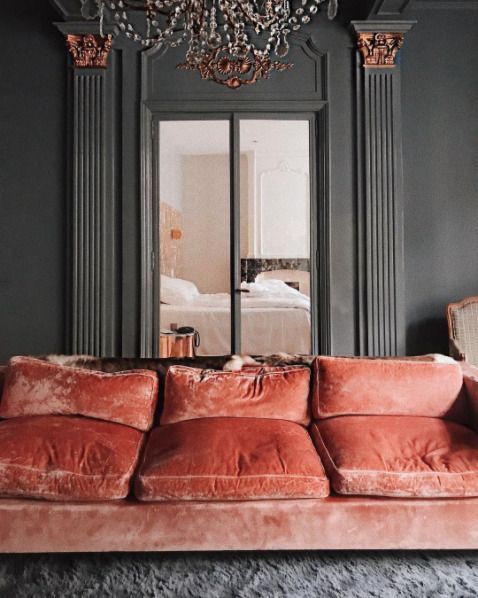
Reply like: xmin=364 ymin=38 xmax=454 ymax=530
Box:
xmin=402 ymin=8 xmax=478 ymax=354
xmin=0 ymin=2 xmax=477 ymax=361
xmin=0 ymin=2 xmax=66 ymax=363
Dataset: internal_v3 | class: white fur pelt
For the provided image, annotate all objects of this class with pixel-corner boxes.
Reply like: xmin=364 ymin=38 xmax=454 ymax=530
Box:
xmin=223 ymin=353 xmax=456 ymax=371
xmin=44 ymin=354 xmax=97 ymax=367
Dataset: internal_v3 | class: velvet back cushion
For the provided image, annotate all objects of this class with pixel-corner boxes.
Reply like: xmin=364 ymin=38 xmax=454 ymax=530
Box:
xmin=312 ymin=356 xmax=467 ymax=422
xmin=161 ymin=365 xmax=311 ymax=426
xmin=0 ymin=357 xmax=159 ymax=431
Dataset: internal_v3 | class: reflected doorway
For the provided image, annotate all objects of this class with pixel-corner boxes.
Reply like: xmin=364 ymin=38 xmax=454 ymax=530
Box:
xmin=156 ymin=116 xmax=316 ymax=356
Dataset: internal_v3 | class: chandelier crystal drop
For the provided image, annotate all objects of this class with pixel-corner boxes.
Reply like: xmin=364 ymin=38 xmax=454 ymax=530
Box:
xmin=86 ymin=0 xmax=338 ymax=86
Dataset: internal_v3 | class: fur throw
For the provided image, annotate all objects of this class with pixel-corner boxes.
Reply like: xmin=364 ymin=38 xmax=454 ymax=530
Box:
xmin=42 ymin=352 xmax=455 ymax=374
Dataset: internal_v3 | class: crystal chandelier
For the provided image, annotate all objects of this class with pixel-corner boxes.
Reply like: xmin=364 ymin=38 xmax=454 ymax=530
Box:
xmin=83 ymin=0 xmax=338 ymax=87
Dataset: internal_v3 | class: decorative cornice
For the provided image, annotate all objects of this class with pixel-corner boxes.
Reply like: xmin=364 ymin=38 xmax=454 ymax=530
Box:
xmin=66 ymin=33 xmax=112 ymax=68
xmin=357 ymin=32 xmax=404 ymax=67
xmin=177 ymin=46 xmax=293 ymax=89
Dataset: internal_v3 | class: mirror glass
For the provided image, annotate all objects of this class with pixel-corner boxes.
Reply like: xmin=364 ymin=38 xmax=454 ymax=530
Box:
xmin=157 ymin=118 xmax=312 ymax=356
xmin=159 ymin=120 xmax=231 ymax=355
xmin=239 ymin=119 xmax=311 ymax=354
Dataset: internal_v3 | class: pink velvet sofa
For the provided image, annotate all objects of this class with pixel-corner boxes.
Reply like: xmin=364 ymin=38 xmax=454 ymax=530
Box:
xmin=1 ymin=354 xmax=478 ymax=552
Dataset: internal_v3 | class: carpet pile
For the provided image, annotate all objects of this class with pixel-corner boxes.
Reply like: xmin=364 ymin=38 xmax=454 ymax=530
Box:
xmin=1 ymin=551 xmax=478 ymax=597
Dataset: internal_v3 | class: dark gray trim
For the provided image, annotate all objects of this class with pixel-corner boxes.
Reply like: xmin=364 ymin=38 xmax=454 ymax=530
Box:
xmin=309 ymin=114 xmax=320 ymax=354
xmin=151 ymin=117 xmax=162 ymax=356
xmin=50 ymin=0 xmax=83 ymax=19
xmin=316 ymin=107 xmax=331 ymax=354
xmin=67 ymin=69 xmax=118 ymax=355
xmin=353 ymin=21 xmax=412 ymax=356
xmin=140 ymin=103 xmax=154 ymax=357
xmin=144 ymin=100 xmax=328 ymax=113
xmin=351 ymin=20 xmax=417 ymax=32
xmin=231 ymin=115 xmax=241 ymax=353
xmin=413 ymin=0 xmax=478 ymax=8
xmin=355 ymin=51 xmax=367 ymax=355
xmin=54 ymin=21 xmax=117 ymax=36
xmin=120 ymin=44 xmax=142 ymax=357
xmin=54 ymin=21 xmax=120 ymax=357
xmin=141 ymin=108 xmax=330 ymax=357
xmin=369 ymin=0 xmax=412 ymax=15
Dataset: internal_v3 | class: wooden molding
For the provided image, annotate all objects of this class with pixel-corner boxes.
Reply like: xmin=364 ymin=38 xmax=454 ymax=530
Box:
xmin=66 ymin=33 xmax=112 ymax=68
xmin=177 ymin=46 xmax=293 ymax=89
xmin=447 ymin=296 xmax=478 ymax=338
xmin=352 ymin=20 xmax=414 ymax=355
xmin=357 ymin=32 xmax=404 ymax=68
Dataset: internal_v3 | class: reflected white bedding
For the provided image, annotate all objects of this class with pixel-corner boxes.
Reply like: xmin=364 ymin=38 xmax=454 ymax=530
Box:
xmin=160 ymin=279 xmax=311 ymax=355
xmin=160 ymin=305 xmax=311 ymax=355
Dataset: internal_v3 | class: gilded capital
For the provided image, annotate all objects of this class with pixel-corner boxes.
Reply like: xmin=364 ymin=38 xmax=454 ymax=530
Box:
xmin=66 ymin=33 xmax=112 ymax=68
xmin=357 ymin=32 xmax=404 ymax=68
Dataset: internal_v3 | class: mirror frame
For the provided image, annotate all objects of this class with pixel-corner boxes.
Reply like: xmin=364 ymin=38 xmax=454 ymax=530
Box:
xmin=141 ymin=103 xmax=330 ymax=358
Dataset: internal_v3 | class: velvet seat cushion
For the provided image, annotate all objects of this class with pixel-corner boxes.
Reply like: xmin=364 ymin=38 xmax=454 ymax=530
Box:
xmin=0 ymin=356 xmax=159 ymax=431
xmin=311 ymin=415 xmax=478 ymax=498
xmin=161 ymin=365 xmax=311 ymax=426
xmin=0 ymin=415 xmax=144 ymax=501
xmin=135 ymin=417 xmax=329 ymax=501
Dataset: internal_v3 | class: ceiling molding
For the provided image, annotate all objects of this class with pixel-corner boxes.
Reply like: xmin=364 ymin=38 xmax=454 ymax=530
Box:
xmin=351 ymin=20 xmax=416 ymax=33
xmin=370 ymin=0 xmax=412 ymax=15
xmin=413 ymin=0 xmax=478 ymax=8
xmin=49 ymin=0 xmax=83 ymax=20
xmin=54 ymin=21 xmax=117 ymax=36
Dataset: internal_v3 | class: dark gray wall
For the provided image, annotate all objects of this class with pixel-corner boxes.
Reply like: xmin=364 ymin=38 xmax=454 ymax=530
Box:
xmin=0 ymin=2 xmax=477 ymax=360
xmin=402 ymin=8 xmax=478 ymax=354
xmin=0 ymin=1 xmax=66 ymax=362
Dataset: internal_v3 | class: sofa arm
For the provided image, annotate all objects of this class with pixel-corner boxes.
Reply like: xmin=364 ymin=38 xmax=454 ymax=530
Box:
xmin=450 ymin=338 xmax=466 ymax=361
xmin=463 ymin=373 xmax=478 ymax=432
xmin=0 ymin=365 xmax=5 ymax=399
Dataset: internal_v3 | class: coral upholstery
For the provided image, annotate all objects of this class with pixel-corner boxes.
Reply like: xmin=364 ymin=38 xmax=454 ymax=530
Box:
xmin=161 ymin=365 xmax=311 ymax=425
xmin=0 ymin=416 xmax=144 ymax=501
xmin=311 ymin=357 xmax=478 ymax=498
xmin=311 ymin=416 xmax=478 ymax=498
xmin=0 ymin=356 xmax=159 ymax=431
xmin=4 ymin=496 xmax=478 ymax=552
xmin=464 ymin=372 xmax=478 ymax=432
xmin=312 ymin=356 xmax=467 ymax=423
xmin=0 ymin=366 xmax=5 ymax=396
xmin=135 ymin=417 xmax=329 ymax=501
xmin=1 ymin=354 xmax=478 ymax=551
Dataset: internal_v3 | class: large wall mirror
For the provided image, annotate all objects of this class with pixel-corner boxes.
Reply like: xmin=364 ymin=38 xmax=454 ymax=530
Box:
xmin=154 ymin=114 xmax=318 ymax=356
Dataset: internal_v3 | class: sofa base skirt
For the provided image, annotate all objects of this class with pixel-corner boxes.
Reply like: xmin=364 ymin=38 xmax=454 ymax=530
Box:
xmin=2 ymin=495 xmax=478 ymax=552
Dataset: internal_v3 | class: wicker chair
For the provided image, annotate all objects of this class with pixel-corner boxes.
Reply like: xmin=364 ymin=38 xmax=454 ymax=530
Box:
xmin=447 ymin=296 xmax=478 ymax=365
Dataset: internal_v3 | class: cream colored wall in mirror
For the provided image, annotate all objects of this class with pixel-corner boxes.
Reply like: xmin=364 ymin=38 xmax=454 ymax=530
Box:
xmin=178 ymin=153 xmax=249 ymax=293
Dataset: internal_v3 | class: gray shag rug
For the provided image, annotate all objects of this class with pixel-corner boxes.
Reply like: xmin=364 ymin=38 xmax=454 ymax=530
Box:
xmin=1 ymin=552 xmax=478 ymax=597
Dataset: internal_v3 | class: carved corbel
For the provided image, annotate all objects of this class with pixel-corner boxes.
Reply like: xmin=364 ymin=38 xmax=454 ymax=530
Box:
xmin=66 ymin=33 xmax=112 ymax=68
xmin=357 ymin=32 xmax=404 ymax=68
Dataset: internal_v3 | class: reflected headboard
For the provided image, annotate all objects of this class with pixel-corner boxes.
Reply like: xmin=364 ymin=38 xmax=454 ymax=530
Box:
xmin=241 ymin=258 xmax=310 ymax=283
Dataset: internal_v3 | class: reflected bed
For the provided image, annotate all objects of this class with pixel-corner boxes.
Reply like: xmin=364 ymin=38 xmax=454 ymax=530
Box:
xmin=160 ymin=304 xmax=311 ymax=355
xmin=160 ymin=277 xmax=311 ymax=355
